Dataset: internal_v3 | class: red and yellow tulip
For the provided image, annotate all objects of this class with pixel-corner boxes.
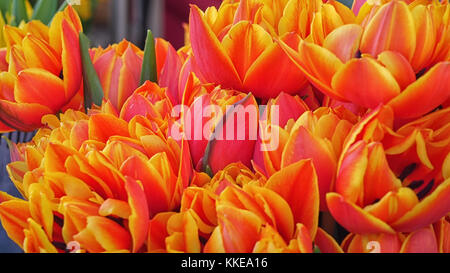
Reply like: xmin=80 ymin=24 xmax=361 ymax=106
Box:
xmin=0 ymin=6 xmax=83 ymax=132
xmin=327 ymin=105 xmax=450 ymax=234
xmin=281 ymin=0 xmax=450 ymax=119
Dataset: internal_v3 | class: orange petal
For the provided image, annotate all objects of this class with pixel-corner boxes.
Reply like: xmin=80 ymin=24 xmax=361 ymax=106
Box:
xmin=326 ymin=192 xmax=396 ymax=234
xmin=88 ymin=113 xmax=130 ymax=143
xmin=387 ymin=62 xmax=450 ymax=119
xmin=243 ymin=33 xmax=308 ymax=98
xmin=22 ymin=35 xmax=61 ymax=76
xmin=147 ymin=212 xmax=175 ymax=253
xmin=335 ymin=140 xmax=367 ymax=205
xmin=125 ymin=176 xmax=149 ymax=253
xmin=221 ymin=21 xmax=271 ymax=83
xmin=14 ymin=68 xmax=66 ymax=112
xmin=79 ymin=216 xmax=131 ymax=252
xmin=265 ymin=159 xmax=319 ymax=239
xmin=323 ymin=24 xmax=363 ymax=63
xmin=377 ymin=51 xmax=416 ymax=90
xmin=390 ymin=177 xmax=450 ymax=232
xmin=360 ymin=1 xmax=416 ymax=61
xmin=400 ymin=226 xmax=438 ymax=253
xmin=216 ymin=205 xmax=262 ymax=253
xmin=364 ymin=187 xmax=419 ymax=224
xmin=281 ymin=126 xmax=337 ymax=211
xmin=98 ymin=199 xmax=131 ymax=219
xmin=314 ymin=227 xmax=344 ymax=253
xmin=28 ymin=183 xmax=54 ymax=240
xmin=410 ymin=5 xmax=436 ymax=72
xmin=0 ymin=200 xmax=31 ymax=248
xmin=279 ymin=39 xmax=346 ymax=101
xmin=61 ymin=19 xmax=82 ymax=100
xmin=331 ymin=57 xmax=401 ymax=109
xmin=189 ymin=5 xmax=241 ymax=89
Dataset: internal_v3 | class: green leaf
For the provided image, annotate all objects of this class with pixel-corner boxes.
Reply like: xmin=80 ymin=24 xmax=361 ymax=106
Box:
xmin=0 ymin=1 xmax=11 ymax=19
xmin=313 ymin=245 xmax=321 ymax=253
xmin=11 ymin=0 xmax=28 ymax=25
xmin=140 ymin=29 xmax=157 ymax=85
xmin=79 ymin=32 xmax=104 ymax=110
xmin=32 ymin=0 xmax=58 ymax=25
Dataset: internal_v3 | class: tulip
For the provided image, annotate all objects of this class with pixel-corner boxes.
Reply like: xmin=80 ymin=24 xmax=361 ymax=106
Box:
xmin=90 ymin=39 xmax=144 ymax=111
xmin=0 ymin=6 xmax=83 ymax=132
xmin=188 ymin=2 xmax=308 ymax=99
xmin=171 ymin=87 xmax=259 ymax=174
xmin=203 ymin=160 xmax=321 ymax=253
xmin=254 ymin=106 xmax=357 ymax=210
xmin=0 ymin=98 xmax=194 ymax=252
xmin=327 ymin=106 xmax=450 ymax=235
xmin=342 ymin=216 xmax=449 ymax=253
xmin=280 ymin=0 xmax=450 ymax=119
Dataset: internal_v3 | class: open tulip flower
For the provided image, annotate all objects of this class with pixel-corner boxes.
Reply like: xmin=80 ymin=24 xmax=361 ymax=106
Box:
xmin=0 ymin=5 xmax=83 ymax=132
xmin=280 ymin=0 xmax=450 ymax=119
xmin=148 ymin=160 xmax=343 ymax=253
xmin=0 ymin=101 xmax=193 ymax=252
xmin=90 ymin=39 xmax=144 ymax=111
xmin=327 ymin=105 xmax=450 ymax=235
xmin=254 ymin=103 xmax=358 ymax=211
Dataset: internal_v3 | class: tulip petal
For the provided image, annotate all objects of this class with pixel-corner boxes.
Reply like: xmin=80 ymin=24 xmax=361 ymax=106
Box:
xmin=265 ymin=160 xmax=319 ymax=239
xmin=61 ymin=19 xmax=82 ymax=99
xmin=326 ymin=192 xmax=396 ymax=234
xmin=281 ymin=126 xmax=337 ymax=211
xmin=360 ymin=1 xmax=416 ymax=61
xmin=279 ymin=39 xmax=346 ymax=101
xmin=331 ymin=57 xmax=401 ymax=109
xmin=400 ymin=226 xmax=438 ymax=253
xmin=125 ymin=176 xmax=149 ymax=253
xmin=14 ymin=68 xmax=66 ymax=112
xmin=189 ymin=5 xmax=241 ymax=89
xmin=80 ymin=216 xmax=131 ymax=252
xmin=0 ymin=200 xmax=31 ymax=247
xmin=377 ymin=51 xmax=416 ymax=90
xmin=388 ymin=62 xmax=450 ymax=118
xmin=216 ymin=205 xmax=262 ymax=253
xmin=243 ymin=34 xmax=308 ymax=98
xmin=314 ymin=227 xmax=344 ymax=253
xmin=323 ymin=24 xmax=363 ymax=63
xmin=390 ymin=177 xmax=450 ymax=232
xmin=88 ymin=113 xmax=130 ymax=143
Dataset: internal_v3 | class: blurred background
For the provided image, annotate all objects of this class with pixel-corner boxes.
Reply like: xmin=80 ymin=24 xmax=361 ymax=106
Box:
xmin=0 ymin=0 xmax=354 ymax=253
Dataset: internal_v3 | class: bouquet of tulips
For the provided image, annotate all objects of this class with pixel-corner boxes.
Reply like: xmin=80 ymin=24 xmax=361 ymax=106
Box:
xmin=0 ymin=0 xmax=448 ymax=253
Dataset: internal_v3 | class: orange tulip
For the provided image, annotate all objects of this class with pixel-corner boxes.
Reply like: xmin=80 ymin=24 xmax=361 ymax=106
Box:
xmin=254 ymin=106 xmax=357 ymax=210
xmin=327 ymin=105 xmax=450 ymax=234
xmin=280 ymin=0 xmax=450 ymax=119
xmin=173 ymin=87 xmax=259 ymax=174
xmin=188 ymin=2 xmax=309 ymax=99
xmin=0 ymin=6 xmax=83 ymax=132
xmin=1 ymin=99 xmax=193 ymax=252
xmin=91 ymin=40 xmax=144 ymax=111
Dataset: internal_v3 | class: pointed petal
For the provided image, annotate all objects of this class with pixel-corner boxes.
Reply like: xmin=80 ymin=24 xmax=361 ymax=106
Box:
xmin=0 ymin=200 xmax=31 ymax=247
xmin=360 ymin=1 xmax=416 ymax=61
xmin=377 ymin=51 xmax=416 ymax=90
xmin=323 ymin=24 xmax=363 ymax=63
xmin=331 ymin=57 xmax=401 ymax=109
xmin=125 ymin=176 xmax=149 ymax=253
xmin=388 ymin=62 xmax=450 ymax=119
xmin=243 ymin=33 xmax=308 ymax=98
xmin=314 ymin=227 xmax=344 ymax=253
xmin=88 ymin=113 xmax=130 ymax=143
xmin=391 ymin=177 xmax=450 ymax=232
xmin=265 ymin=160 xmax=319 ymax=239
xmin=326 ymin=192 xmax=396 ymax=234
xmin=189 ymin=5 xmax=241 ymax=89
xmin=14 ymin=68 xmax=66 ymax=112
xmin=400 ymin=226 xmax=438 ymax=253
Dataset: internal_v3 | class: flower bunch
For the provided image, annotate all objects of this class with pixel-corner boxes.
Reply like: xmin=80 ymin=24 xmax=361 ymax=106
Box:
xmin=0 ymin=0 xmax=449 ymax=253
